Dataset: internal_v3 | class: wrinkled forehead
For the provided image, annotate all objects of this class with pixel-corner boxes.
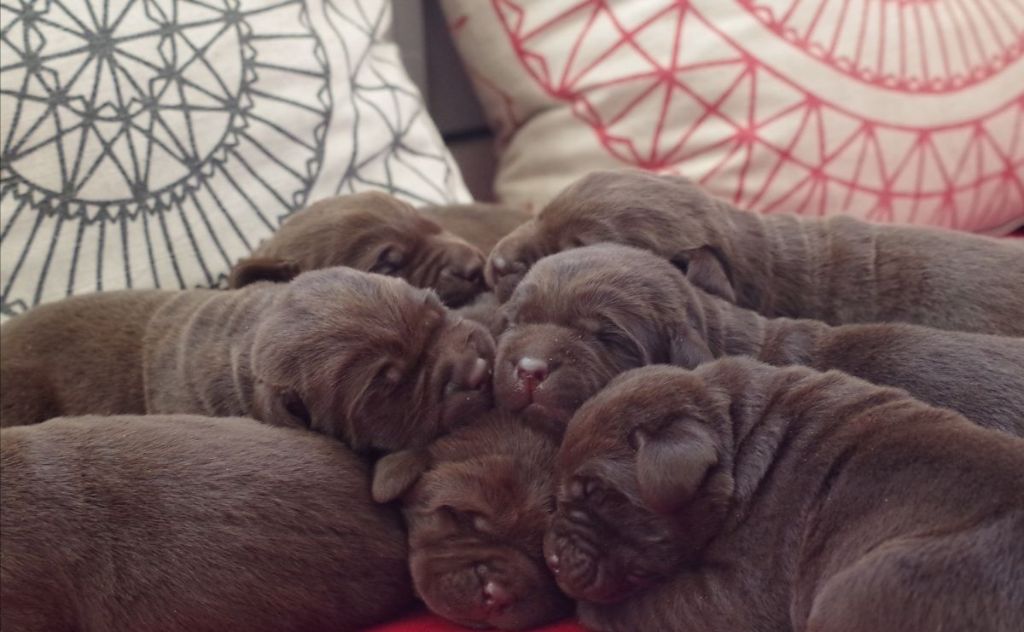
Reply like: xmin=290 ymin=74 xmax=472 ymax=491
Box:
xmin=558 ymin=407 xmax=629 ymax=475
xmin=602 ymin=369 xmax=711 ymax=419
xmin=559 ymin=372 xmax=708 ymax=459
xmin=421 ymin=457 xmax=541 ymax=511
xmin=514 ymin=253 xmax=667 ymax=318
xmin=346 ymin=204 xmax=442 ymax=241
xmin=289 ymin=269 xmax=444 ymax=333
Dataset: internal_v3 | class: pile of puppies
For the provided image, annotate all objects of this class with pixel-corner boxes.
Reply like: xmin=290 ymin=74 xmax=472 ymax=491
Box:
xmin=2 ymin=172 xmax=1022 ymax=632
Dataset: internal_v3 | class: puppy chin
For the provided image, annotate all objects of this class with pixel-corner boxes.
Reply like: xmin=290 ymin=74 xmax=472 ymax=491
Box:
xmin=520 ymin=403 xmax=572 ymax=435
xmin=414 ymin=552 xmax=569 ymax=630
xmin=441 ymin=388 xmax=494 ymax=431
xmin=492 ymin=386 xmax=572 ymax=435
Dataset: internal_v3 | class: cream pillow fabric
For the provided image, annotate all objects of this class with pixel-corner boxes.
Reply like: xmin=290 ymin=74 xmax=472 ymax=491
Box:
xmin=442 ymin=0 xmax=1024 ymax=233
xmin=0 ymin=0 xmax=470 ymax=319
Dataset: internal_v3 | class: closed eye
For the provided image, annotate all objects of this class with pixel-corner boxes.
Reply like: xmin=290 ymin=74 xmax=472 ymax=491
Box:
xmin=440 ymin=505 xmax=493 ymax=533
xmin=372 ymin=246 xmax=405 ymax=275
xmin=595 ymin=325 xmax=634 ymax=350
xmin=376 ymin=363 xmax=403 ymax=387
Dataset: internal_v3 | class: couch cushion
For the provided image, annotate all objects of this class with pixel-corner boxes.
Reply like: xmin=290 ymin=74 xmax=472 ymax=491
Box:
xmin=441 ymin=0 xmax=1024 ymax=233
xmin=0 ymin=0 xmax=470 ymax=319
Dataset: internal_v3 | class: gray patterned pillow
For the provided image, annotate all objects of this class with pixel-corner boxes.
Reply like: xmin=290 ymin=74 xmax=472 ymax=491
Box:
xmin=0 ymin=0 xmax=469 ymax=319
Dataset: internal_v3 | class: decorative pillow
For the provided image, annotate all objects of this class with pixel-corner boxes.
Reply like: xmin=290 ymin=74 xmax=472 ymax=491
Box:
xmin=441 ymin=0 xmax=1024 ymax=234
xmin=0 ymin=0 xmax=470 ymax=319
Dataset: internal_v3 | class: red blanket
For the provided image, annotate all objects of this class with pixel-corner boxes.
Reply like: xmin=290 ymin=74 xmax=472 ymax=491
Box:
xmin=366 ymin=611 xmax=583 ymax=631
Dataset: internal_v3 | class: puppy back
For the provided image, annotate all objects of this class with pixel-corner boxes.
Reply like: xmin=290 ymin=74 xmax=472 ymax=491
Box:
xmin=1 ymin=290 xmax=176 ymax=425
xmin=1 ymin=415 xmax=413 ymax=632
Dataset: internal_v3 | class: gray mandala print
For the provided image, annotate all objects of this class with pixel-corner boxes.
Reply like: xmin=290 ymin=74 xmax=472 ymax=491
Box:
xmin=0 ymin=0 xmax=464 ymax=318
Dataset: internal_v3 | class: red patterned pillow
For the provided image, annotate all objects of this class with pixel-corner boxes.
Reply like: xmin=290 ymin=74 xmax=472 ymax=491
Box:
xmin=442 ymin=0 xmax=1024 ymax=233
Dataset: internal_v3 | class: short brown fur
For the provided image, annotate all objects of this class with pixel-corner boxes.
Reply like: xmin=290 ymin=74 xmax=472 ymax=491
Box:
xmin=546 ymin=359 xmax=1024 ymax=632
xmin=372 ymin=413 xmax=572 ymax=630
xmin=230 ymin=192 xmax=487 ymax=307
xmin=488 ymin=170 xmax=1024 ymax=335
xmin=1 ymin=414 xmax=414 ymax=632
xmin=1 ymin=268 xmax=495 ymax=452
xmin=493 ymin=244 xmax=1024 ymax=436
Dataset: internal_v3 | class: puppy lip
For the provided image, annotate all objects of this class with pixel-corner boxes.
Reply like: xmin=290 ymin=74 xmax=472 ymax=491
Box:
xmin=482 ymin=580 xmax=514 ymax=612
xmin=467 ymin=357 xmax=490 ymax=390
xmin=546 ymin=552 xmax=560 ymax=574
xmin=523 ymin=402 xmax=569 ymax=423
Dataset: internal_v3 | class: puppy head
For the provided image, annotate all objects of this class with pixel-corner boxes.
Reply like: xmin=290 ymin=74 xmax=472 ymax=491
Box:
xmin=231 ymin=192 xmax=487 ymax=307
xmin=544 ymin=365 xmax=735 ymax=604
xmin=493 ymin=244 xmax=714 ymax=435
xmin=485 ymin=170 xmax=736 ymax=302
xmin=249 ymin=267 xmax=495 ymax=452
xmin=373 ymin=416 xmax=573 ymax=630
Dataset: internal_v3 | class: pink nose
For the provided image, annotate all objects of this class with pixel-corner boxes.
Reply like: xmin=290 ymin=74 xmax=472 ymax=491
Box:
xmin=547 ymin=553 xmax=560 ymax=575
xmin=516 ymin=357 xmax=549 ymax=392
xmin=483 ymin=580 xmax=514 ymax=611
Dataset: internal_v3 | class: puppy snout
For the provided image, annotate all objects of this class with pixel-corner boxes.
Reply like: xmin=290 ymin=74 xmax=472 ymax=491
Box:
xmin=515 ymin=356 xmax=549 ymax=393
xmin=482 ymin=580 xmax=513 ymax=612
xmin=466 ymin=357 xmax=490 ymax=390
xmin=448 ymin=260 xmax=484 ymax=285
xmin=546 ymin=552 xmax=560 ymax=575
xmin=486 ymin=257 xmax=526 ymax=300
xmin=450 ymin=355 xmax=491 ymax=393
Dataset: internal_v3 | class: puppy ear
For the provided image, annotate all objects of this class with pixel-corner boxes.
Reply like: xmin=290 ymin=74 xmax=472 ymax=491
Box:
xmin=671 ymin=246 xmax=735 ymax=303
xmin=633 ymin=422 xmax=718 ymax=515
xmin=668 ymin=331 xmax=714 ymax=369
xmin=372 ymin=449 xmax=431 ymax=503
xmin=229 ymin=257 xmax=301 ymax=288
xmin=252 ymin=382 xmax=312 ymax=429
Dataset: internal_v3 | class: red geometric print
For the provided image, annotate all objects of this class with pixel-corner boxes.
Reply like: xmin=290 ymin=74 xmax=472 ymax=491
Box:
xmin=740 ymin=0 xmax=1024 ymax=92
xmin=491 ymin=0 xmax=1024 ymax=228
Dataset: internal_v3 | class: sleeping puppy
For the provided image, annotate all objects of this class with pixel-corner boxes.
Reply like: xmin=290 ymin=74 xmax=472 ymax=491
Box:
xmin=1 ymin=414 xmax=414 ymax=632
xmin=372 ymin=412 xmax=572 ymax=630
xmin=422 ymin=202 xmax=532 ymax=255
xmin=544 ymin=360 xmax=1024 ymax=631
xmin=493 ymin=244 xmax=1024 ymax=436
xmin=1 ymin=268 xmax=495 ymax=452
xmin=230 ymin=192 xmax=487 ymax=307
xmin=487 ymin=170 xmax=1024 ymax=335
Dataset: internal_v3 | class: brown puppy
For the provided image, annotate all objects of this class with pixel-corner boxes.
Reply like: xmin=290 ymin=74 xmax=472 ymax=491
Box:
xmin=494 ymin=244 xmax=1024 ymax=436
xmin=372 ymin=412 xmax=572 ymax=630
xmin=1 ymin=268 xmax=495 ymax=452
xmin=545 ymin=360 xmax=1024 ymax=632
xmin=230 ymin=192 xmax=487 ymax=307
xmin=422 ymin=202 xmax=532 ymax=255
xmin=454 ymin=291 xmax=504 ymax=333
xmin=1 ymin=414 xmax=414 ymax=632
xmin=487 ymin=170 xmax=1024 ymax=335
